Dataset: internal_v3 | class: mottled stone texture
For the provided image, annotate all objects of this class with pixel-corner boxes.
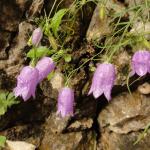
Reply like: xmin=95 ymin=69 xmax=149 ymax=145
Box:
xmin=0 ymin=0 xmax=32 ymax=31
xmin=98 ymin=91 xmax=150 ymax=150
xmin=0 ymin=0 xmax=150 ymax=150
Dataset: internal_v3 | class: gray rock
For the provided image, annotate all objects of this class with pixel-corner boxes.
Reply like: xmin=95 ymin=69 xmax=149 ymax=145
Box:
xmin=40 ymin=129 xmax=96 ymax=150
xmin=0 ymin=124 xmax=43 ymax=147
xmin=98 ymin=91 xmax=150 ymax=134
xmin=45 ymin=113 xmax=70 ymax=134
xmin=86 ymin=0 xmax=125 ymax=42
xmin=138 ymin=82 xmax=150 ymax=95
xmin=98 ymin=90 xmax=150 ymax=150
xmin=6 ymin=140 xmax=36 ymax=150
xmin=6 ymin=21 xmax=33 ymax=76
xmin=26 ymin=0 xmax=44 ymax=18
xmin=98 ymin=128 xmax=150 ymax=150
xmin=86 ymin=5 xmax=111 ymax=42
xmin=130 ymin=22 xmax=150 ymax=40
xmin=0 ymin=31 xmax=11 ymax=60
xmin=67 ymin=118 xmax=93 ymax=131
xmin=113 ymin=50 xmax=131 ymax=86
xmin=0 ymin=21 xmax=33 ymax=76
xmin=0 ymin=0 xmax=31 ymax=31
xmin=50 ymin=72 xmax=64 ymax=91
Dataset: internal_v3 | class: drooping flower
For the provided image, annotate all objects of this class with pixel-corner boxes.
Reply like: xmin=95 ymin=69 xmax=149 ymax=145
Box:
xmin=57 ymin=87 xmax=74 ymax=118
xmin=13 ymin=66 xmax=39 ymax=101
xmin=131 ymin=50 xmax=150 ymax=76
xmin=88 ymin=63 xmax=116 ymax=101
xmin=35 ymin=57 xmax=55 ymax=82
xmin=32 ymin=27 xmax=43 ymax=47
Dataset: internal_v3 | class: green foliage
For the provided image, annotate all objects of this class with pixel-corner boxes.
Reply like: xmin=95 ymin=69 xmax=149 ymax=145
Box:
xmin=0 ymin=92 xmax=19 ymax=116
xmin=50 ymin=8 xmax=68 ymax=37
xmin=27 ymin=46 xmax=53 ymax=59
xmin=0 ymin=136 xmax=6 ymax=149
xmin=47 ymin=71 xmax=55 ymax=80
xmin=64 ymin=54 xmax=72 ymax=63
xmin=53 ymin=49 xmax=72 ymax=63
xmin=99 ymin=4 xmax=105 ymax=20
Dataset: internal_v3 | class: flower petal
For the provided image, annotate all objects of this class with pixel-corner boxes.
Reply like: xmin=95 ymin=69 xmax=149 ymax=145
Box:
xmin=131 ymin=50 xmax=150 ymax=76
xmin=36 ymin=57 xmax=55 ymax=82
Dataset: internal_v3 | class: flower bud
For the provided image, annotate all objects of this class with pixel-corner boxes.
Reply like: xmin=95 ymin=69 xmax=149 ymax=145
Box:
xmin=32 ymin=27 xmax=43 ymax=47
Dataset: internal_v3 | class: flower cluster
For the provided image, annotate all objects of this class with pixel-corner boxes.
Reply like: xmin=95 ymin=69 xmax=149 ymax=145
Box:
xmin=13 ymin=27 xmax=150 ymax=118
xmin=14 ymin=57 xmax=55 ymax=101
xmin=14 ymin=28 xmax=55 ymax=101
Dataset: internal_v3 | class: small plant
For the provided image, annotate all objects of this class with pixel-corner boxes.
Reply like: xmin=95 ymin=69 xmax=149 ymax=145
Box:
xmin=50 ymin=8 xmax=68 ymax=37
xmin=12 ymin=0 xmax=150 ymax=120
xmin=0 ymin=136 xmax=6 ymax=150
xmin=0 ymin=92 xmax=19 ymax=116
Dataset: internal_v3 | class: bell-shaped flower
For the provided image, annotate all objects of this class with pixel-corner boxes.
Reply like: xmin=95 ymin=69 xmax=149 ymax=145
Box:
xmin=13 ymin=66 xmax=39 ymax=101
xmin=32 ymin=27 xmax=43 ymax=47
xmin=88 ymin=63 xmax=116 ymax=101
xmin=35 ymin=57 xmax=55 ymax=82
xmin=57 ymin=87 xmax=74 ymax=118
xmin=131 ymin=50 xmax=150 ymax=76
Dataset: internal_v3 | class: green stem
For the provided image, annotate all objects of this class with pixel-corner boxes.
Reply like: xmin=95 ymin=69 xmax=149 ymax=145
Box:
xmin=30 ymin=47 xmax=37 ymax=67
xmin=107 ymin=7 xmax=142 ymax=62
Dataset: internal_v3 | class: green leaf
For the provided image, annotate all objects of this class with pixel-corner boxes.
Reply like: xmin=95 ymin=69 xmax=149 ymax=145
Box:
xmin=0 ymin=106 xmax=6 ymax=116
xmin=0 ymin=136 xmax=6 ymax=148
xmin=64 ymin=54 xmax=72 ymax=62
xmin=0 ymin=92 xmax=20 ymax=116
xmin=57 ymin=50 xmax=64 ymax=56
xmin=27 ymin=36 xmax=32 ymax=46
xmin=0 ymin=93 xmax=7 ymax=101
xmin=7 ymin=92 xmax=15 ymax=100
xmin=27 ymin=46 xmax=50 ymax=59
xmin=47 ymin=71 xmax=55 ymax=80
xmin=50 ymin=9 xmax=68 ymax=37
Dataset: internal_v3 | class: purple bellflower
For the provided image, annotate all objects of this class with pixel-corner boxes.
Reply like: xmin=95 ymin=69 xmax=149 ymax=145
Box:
xmin=35 ymin=57 xmax=55 ymax=82
xmin=131 ymin=50 xmax=150 ymax=76
xmin=57 ymin=87 xmax=74 ymax=118
xmin=13 ymin=66 xmax=39 ymax=101
xmin=32 ymin=27 xmax=43 ymax=47
xmin=88 ymin=63 xmax=116 ymax=101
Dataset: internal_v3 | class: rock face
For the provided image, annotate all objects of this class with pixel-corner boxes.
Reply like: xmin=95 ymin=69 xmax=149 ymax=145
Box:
xmin=6 ymin=140 xmax=36 ymax=150
xmin=40 ymin=129 xmax=96 ymax=150
xmin=0 ymin=0 xmax=150 ymax=150
xmin=86 ymin=0 xmax=125 ymax=42
xmin=98 ymin=130 xmax=150 ymax=150
xmin=86 ymin=5 xmax=111 ymax=42
xmin=138 ymin=82 xmax=150 ymax=95
xmin=0 ymin=0 xmax=31 ymax=31
xmin=98 ymin=90 xmax=150 ymax=150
